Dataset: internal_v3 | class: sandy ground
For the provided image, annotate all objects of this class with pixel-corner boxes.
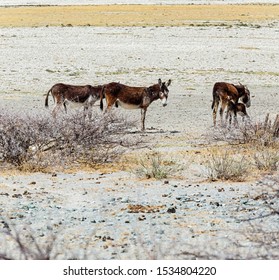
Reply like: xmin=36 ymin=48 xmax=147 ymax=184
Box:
xmin=2 ymin=0 xmax=277 ymax=6
xmin=1 ymin=5 xmax=279 ymax=27
xmin=0 ymin=5 xmax=279 ymax=259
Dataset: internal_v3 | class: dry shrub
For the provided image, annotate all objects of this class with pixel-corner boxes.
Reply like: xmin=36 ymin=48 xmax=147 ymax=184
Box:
xmin=133 ymin=152 xmax=181 ymax=179
xmin=211 ymin=114 xmax=279 ymax=147
xmin=0 ymin=111 xmax=138 ymax=170
xmin=0 ymin=224 xmax=58 ymax=260
xmin=206 ymin=151 xmax=249 ymax=181
xmin=253 ymin=149 xmax=279 ymax=172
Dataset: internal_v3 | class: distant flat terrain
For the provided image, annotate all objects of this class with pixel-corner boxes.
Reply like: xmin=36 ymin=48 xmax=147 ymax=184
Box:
xmin=0 ymin=4 xmax=279 ymax=27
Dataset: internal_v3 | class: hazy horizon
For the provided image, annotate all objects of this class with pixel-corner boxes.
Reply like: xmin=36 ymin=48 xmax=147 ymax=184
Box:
xmin=1 ymin=0 xmax=277 ymax=6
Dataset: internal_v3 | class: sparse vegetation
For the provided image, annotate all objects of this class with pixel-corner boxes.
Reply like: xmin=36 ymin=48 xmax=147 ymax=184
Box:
xmin=0 ymin=225 xmax=58 ymax=260
xmin=211 ymin=114 xmax=279 ymax=146
xmin=206 ymin=115 xmax=279 ymax=181
xmin=206 ymin=151 xmax=249 ymax=181
xmin=134 ymin=152 xmax=180 ymax=179
xmin=253 ymin=149 xmax=279 ymax=172
xmin=0 ymin=111 xmax=138 ymax=171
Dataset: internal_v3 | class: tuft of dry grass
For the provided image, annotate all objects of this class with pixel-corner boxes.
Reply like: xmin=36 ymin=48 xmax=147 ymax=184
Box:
xmin=205 ymin=151 xmax=249 ymax=181
xmin=253 ymin=149 xmax=279 ymax=172
xmin=132 ymin=152 xmax=182 ymax=180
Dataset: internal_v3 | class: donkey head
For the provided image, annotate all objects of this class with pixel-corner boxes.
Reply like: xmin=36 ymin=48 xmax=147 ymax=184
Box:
xmin=158 ymin=78 xmax=171 ymax=107
xmin=240 ymin=84 xmax=251 ymax=108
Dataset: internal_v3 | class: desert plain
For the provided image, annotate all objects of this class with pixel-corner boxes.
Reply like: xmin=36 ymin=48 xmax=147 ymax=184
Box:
xmin=0 ymin=4 xmax=279 ymax=259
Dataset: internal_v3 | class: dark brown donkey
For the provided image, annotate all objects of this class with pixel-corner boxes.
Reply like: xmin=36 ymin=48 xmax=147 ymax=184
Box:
xmin=100 ymin=79 xmax=171 ymax=131
xmin=45 ymin=83 xmax=103 ymax=119
xmin=211 ymin=82 xmax=251 ymax=126
xmin=226 ymin=100 xmax=250 ymax=126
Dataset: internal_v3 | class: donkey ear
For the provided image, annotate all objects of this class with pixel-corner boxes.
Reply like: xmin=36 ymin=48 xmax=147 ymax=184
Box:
xmin=158 ymin=78 xmax=162 ymax=86
xmin=166 ymin=79 xmax=171 ymax=87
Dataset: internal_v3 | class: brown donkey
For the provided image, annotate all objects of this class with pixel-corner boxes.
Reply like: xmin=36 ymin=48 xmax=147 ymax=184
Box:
xmin=226 ymin=100 xmax=250 ymax=126
xmin=211 ymin=82 xmax=251 ymax=126
xmin=100 ymin=79 xmax=171 ymax=131
xmin=45 ymin=83 xmax=103 ymax=119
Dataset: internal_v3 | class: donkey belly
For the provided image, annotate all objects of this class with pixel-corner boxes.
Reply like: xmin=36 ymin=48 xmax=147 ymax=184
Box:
xmin=117 ymin=100 xmax=140 ymax=109
xmin=65 ymin=95 xmax=95 ymax=108
xmin=64 ymin=100 xmax=86 ymax=108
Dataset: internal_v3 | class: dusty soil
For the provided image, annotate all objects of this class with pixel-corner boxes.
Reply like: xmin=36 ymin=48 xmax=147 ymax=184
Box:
xmin=0 ymin=5 xmax=279 ymax=259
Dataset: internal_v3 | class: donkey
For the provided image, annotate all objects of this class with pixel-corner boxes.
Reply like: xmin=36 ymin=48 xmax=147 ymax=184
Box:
xmin=100 ymin=79 xmax=171 ymax=131
xmin=45 ymin=83 xmax=103 ymax=119
xmin=211 ymin=82 xmax=251 ymax=126
xmin=226 ymin=100 xmax=250 ymax=126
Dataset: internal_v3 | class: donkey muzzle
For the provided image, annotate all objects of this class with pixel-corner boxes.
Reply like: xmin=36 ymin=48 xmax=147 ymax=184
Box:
xmin=161 ymin=97 xmax=167 ymax=107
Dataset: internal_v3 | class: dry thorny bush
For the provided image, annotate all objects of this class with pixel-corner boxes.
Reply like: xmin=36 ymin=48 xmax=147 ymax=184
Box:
xmin=0 ymin=111 xmax=140 ymax=170
xmin=205 ymin=114 xmax=279 ymax=180
xmin=210 ymin=113 xmax=279 ymax=146
xmin=0 ymin=224 xmax=58 ymax=260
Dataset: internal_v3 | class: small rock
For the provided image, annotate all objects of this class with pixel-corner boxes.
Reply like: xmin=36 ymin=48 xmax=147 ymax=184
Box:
xmin=23 ymin=190 xmax=31 ymax=195
xmin=138 ymin=215 xmax=146 ymax=221
xmin=12 ymin=193 xmax=22 ymax=198
xmin=0 ymin=192 xmax=9 ymax=196
xmin=167 ymin=207 xmax=176 ymax=213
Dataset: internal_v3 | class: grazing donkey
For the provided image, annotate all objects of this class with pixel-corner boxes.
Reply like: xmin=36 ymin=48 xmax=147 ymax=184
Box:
xmin=45 ymin=83 xmax=103 ymax=119
xmin=100 ymin=79 xmax=171 ymax=131
xmin=211 ymin=82 xmax=251 ymax=126
xmin=226 ymin=99 xmax=250 ymax=126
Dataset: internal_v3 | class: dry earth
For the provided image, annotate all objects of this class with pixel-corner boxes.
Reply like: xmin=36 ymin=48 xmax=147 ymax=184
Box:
xmin=0 ymin=5 xmax=279 ymax=259
xmin=1 ymin=5 xmax=279 ymax=27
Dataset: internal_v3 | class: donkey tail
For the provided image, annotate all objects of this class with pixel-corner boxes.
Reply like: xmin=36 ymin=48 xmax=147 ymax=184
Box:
xmin=211 ymin=85 xmax=220 ymax=110
xmin=211 ymin=98 xmax=215 ymax=110
xmin=100 ymin=85 xmax=106 ymax=111
xmin=211 ymin=92 xmax=218 ymax=110
xmin=45 ymin=88 xmax=52 ymax=108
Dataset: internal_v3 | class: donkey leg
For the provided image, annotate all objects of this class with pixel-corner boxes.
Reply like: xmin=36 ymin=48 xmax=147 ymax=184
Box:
xmin=141 ymin=108 xmax=147 ymax=131
xmin=219 ymin=102 xmax=226 ymax=126
xmin=52 ymin=104 xmax=62 ymax=118
xmin=233 ymin=111 xmax=238 ymax=127
xmin=225 ymin=109 xmax=231 ymax=125
xmin=83 ymin=105 xmax=89 ymax=120
xmin=212 ymin=100 xmax=219 ymax=127
xmin=104 ymin=96 xmax=117 ymax=113
xmin=87 ymin=105 xmax=93 ymax=120
xmin=228 ymin=112 xmax=232 ymax=126
xmin=88 ymin=100 xmax=96 ymax=120
xmin=63 ymin=102 xmax=67 ymax=114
